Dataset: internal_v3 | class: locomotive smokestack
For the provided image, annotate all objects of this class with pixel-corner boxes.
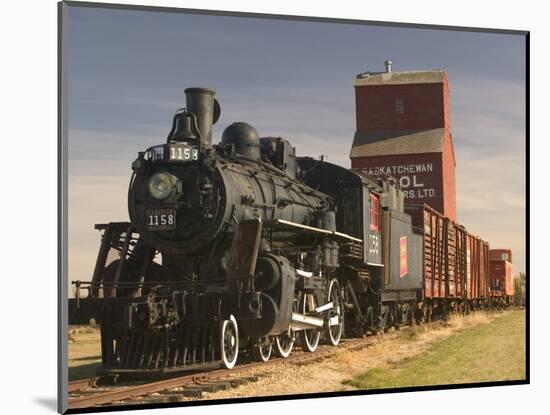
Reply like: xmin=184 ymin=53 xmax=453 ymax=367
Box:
xmin=184 ymin=87 xmax=219 ymax=146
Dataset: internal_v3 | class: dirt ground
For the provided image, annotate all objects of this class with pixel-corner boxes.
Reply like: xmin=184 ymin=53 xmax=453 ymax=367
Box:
xmin=189 ymin=311 xmax=501 ymax=401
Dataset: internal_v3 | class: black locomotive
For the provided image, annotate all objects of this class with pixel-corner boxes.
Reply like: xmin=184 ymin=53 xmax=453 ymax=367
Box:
xmin=76 ymin=87 xmax=497 ymax=375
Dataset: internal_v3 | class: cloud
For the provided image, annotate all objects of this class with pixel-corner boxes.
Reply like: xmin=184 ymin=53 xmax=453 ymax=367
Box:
xmin=68 ymin=160 xmax=131 ymax=288
xmin=443 ymin=76 xmax=526 ymax=274
xmin=450 ymin=77 xmax=525 ymax=152
xmin=68 ymin=128 xmax=166 ymax=161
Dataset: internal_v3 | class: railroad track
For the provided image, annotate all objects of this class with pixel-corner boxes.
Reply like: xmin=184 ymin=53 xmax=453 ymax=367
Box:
xmin=68 ymin=336 xmax=379 ymax=409
xmin=68 ymin=378 xmax=97 ymax=393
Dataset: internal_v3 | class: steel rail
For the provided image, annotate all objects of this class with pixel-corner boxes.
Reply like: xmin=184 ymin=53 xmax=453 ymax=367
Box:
xmin=69 ymin=361 xmax=270 ymax=409
xmin=68 ymin=378 xmax=96 ymax=393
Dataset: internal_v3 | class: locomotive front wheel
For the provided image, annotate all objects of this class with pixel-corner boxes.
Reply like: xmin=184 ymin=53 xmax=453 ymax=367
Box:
xmin=299 ymin=293 xmax=321 ymax=352
xmin=252 ymin=338 xmax=273 ymax=362
xmin=221 ymin=315 xmax=239 ymax=369
xmin=326 ymin=279 xmax=343 ymax=346
xmin=274 ymin=334 xmax=294 ymax=358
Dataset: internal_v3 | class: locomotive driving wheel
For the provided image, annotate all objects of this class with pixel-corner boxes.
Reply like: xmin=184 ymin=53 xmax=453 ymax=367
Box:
xmin=220 ymin=315 xmax=239 ymax=369
xmin=274 ymin=332 xmax=294 ymax=358
xmin=326 ymin=279 xmax=343 ymax=346
xmin=299 ymin=293 xmax=321 ymax=352
xmin=252 ymin=337 xmax=273 ymax=362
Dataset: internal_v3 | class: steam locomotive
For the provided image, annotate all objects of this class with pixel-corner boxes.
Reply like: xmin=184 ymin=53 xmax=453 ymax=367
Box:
xmin=76 ymin=87 xmax=512 ymax=374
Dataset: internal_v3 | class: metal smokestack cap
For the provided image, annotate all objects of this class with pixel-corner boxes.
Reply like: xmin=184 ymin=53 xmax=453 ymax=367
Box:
xmin=384 ymin=60 xmax=392 ymax=73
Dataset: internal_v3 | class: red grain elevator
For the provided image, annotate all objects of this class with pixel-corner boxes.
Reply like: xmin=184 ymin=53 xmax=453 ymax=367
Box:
xmin=350 ymin=61 xmax=457 ymax=221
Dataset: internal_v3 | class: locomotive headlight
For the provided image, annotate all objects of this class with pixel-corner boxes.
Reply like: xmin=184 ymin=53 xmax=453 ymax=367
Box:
xmin=148 ymin=172 xmax=174 ymax=200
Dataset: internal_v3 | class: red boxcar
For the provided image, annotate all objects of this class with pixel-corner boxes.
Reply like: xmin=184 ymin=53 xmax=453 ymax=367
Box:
xmin=406 ymin=204 xmax=490 ymax=303
xmin=489 ymin=249 xmax=514 ymax=297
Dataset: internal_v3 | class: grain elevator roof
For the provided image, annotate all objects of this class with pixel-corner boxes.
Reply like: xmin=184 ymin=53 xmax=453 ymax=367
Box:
xmin=354 ymin=70 xmax=446 ymax=87
xmin=350 ymin=128 xmax=446 ymax=158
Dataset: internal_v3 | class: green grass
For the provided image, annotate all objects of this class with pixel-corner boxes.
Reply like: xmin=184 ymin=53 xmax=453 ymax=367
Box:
xmin=68 ymin=332 xmax=102 ymax=381
xmin=345 ymin=310 xmax=526 ymax=390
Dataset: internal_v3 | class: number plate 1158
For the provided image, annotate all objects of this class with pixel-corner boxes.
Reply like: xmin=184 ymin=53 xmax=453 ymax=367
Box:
xmin=146 ymin=208 xmax=176 ymax=231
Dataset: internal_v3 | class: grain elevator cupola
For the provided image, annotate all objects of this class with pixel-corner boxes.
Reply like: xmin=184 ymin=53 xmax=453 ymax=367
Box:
xmin=351 ymin=61 xmax=457 ymax=221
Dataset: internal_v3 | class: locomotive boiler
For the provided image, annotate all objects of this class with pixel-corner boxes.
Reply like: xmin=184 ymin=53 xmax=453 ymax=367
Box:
xmin=129 ymin=88 xmax=329 ymax=258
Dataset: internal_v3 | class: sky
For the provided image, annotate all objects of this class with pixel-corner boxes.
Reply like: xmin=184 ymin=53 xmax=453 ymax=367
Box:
xmin=66 ymin=5 xmax=526 ymax=291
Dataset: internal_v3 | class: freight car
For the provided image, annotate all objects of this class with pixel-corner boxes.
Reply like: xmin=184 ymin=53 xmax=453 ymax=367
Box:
xmin=404 ymin=204 xmax=493 ymax=318
xmin=70 ymin=87 xmax=509 ymax=375
xmin=489 ymin=249 xmax=514 ymax=307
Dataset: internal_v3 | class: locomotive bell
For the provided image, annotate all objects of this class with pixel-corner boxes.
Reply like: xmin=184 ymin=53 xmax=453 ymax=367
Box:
xmin=221 ymin=122 xmax=261 ymax=161
xmin=167 ymin=109 xmax=199 ymax=142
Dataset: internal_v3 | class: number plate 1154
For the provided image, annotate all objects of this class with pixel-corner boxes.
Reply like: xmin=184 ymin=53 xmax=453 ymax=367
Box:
xmin=146 ymin=208 xmax=176 ymax=231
